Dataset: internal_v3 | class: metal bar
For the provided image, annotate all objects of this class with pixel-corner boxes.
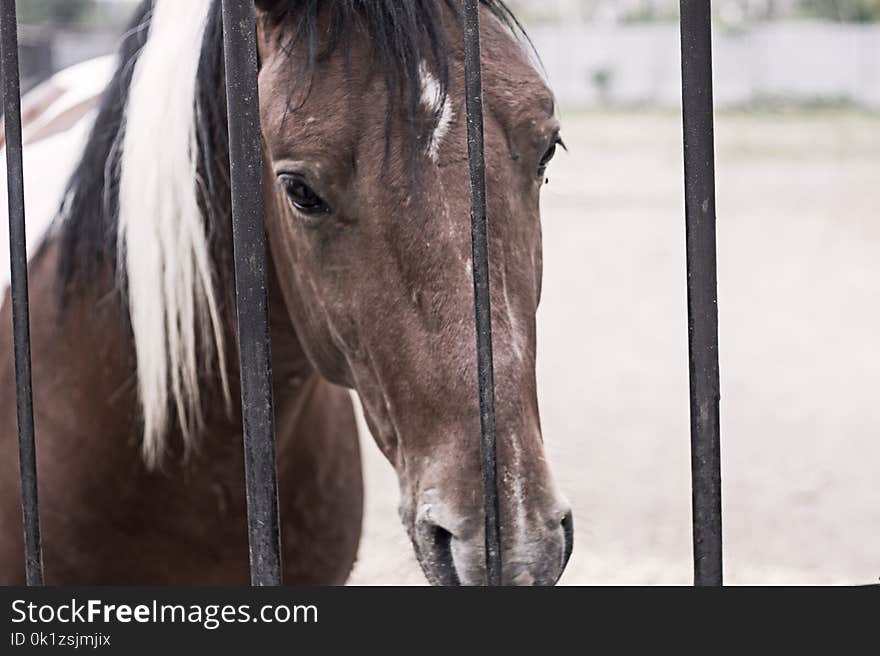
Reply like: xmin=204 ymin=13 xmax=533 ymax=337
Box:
xmin=1 ymin=0 xmax=43 ymax=587
xmin=679 ymin=0 xmax=723 ymax=587
xmin=220 ymin=0 xmax=282 ymax=587
xmin=462 ymin=0 xmax=502 ymax=587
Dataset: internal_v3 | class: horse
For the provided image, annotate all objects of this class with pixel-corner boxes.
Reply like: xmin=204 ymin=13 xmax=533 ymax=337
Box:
xmin=0 ymin=0 xmax=572 ymax=586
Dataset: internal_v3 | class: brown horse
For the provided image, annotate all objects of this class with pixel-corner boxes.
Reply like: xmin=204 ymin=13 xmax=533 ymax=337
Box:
xmin=0 ymin=0 xmax=571 ymax=586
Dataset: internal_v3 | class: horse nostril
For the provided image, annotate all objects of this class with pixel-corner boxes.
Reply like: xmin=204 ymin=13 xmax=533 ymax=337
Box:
xmin=416 ymin=522 xmax=460 ymax=586
xmin=430 ymin=523 xmax=452 ymax=552
xmin=561 ymin=510 xmax=574 ymax=573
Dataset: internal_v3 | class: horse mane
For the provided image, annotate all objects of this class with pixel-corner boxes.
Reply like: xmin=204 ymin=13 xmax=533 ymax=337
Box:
xmin=55 ymin=0 xmax=524 ymax=466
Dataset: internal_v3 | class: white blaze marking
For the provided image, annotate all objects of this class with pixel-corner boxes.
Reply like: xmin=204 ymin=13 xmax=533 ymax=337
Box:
xmin=419 ymin=62 xmax=454 ymax=163
xmin=508 ymin=437 xmax=531 ymax=556
xmin=500 ymin=267 xmax=526 ymax=364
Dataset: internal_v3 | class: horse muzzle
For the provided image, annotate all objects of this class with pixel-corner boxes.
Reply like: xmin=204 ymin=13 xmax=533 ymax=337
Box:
xmin=412 ymin=505 xmax=574 ymax=586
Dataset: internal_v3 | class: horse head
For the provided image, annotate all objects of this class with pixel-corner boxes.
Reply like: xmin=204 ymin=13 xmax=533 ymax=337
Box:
xmin=253 ymin=1 xmax=572 ymax=586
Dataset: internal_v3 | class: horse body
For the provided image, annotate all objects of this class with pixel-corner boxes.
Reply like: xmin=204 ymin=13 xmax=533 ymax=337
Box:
xmin=0 ymin=212 xmax=363 ymax=586
xmin=1 ymin=0 xmax=571 ymax=586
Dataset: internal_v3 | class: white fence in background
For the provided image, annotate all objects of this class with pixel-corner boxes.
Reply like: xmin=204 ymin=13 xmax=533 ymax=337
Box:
xmin=531 ymin=20 xmax=880 ymax=110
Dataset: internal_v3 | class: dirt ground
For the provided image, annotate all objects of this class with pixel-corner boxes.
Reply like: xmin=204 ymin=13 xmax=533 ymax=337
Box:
xmin=347 ymin=110 xmax=880 ymax=585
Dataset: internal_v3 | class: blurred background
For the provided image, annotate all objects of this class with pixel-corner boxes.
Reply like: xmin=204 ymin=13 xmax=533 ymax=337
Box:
xmin=16 ymin=1 xmax=880 ymax=584
xmin=15 ymin=0 xmax=130 ymax=92
xmin=513 ymin=0 xmax=880 ymax=110
xmin=17 ymin=0 xmax=880 ymax=109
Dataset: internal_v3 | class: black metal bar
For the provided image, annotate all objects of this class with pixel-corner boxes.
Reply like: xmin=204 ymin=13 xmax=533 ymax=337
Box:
xmin=220 ymin=0 xmax=282 ymax=587
xmin=462 ymin=0 xmax=502 ymax=587
xmin=679 ymin=0 xmax=723 ymax=587
xmin=1 ymin=0 xmax=43 ymax=587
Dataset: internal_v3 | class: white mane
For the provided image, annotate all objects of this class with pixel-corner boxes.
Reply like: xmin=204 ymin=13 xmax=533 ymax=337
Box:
xmin=118 ymin=0 xmax=229 ymax=466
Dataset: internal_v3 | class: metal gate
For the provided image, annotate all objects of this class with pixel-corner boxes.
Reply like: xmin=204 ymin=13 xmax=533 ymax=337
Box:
xmin=1 ymin=0 xmax=723 ymax=587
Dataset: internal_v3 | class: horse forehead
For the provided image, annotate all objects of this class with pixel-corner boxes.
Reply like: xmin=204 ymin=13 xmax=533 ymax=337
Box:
xmin=257 ymin=14 xmax=553 ymax=164
xmin=484 ymin=60 xmax=554 ymax=123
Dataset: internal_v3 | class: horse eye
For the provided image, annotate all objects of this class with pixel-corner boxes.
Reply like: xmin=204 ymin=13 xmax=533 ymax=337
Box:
xmin=537 ymin=135 xmax=565 ymax=179
xmin=279 ymin=174 xmax=330 ymax=217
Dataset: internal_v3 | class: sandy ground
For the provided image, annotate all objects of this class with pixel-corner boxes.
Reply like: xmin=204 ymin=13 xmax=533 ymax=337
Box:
xmin=348 ymin=110 xmax=880 ymax=585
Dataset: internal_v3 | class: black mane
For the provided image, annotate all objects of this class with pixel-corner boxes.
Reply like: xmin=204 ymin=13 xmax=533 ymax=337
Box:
xmin=57 ymin=0 xmax=524 ymax=298
xmin=56 ymin=0 xmax=153 ymax=294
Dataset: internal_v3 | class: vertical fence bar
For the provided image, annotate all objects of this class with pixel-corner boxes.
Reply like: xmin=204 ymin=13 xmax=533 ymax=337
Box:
xmin=679 ymin=0 xmax=723 ymax=586
xmin=462 ymin=0 xmax=502 ymax=586
xmin=1 ymin=0 xmax=43 ymax=587
xmin=220 ymin=0 xmax=282 ymax=587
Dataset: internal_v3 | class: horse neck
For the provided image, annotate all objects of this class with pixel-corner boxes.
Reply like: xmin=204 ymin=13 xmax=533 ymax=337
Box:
xmin=55 ymin=214 xmax=313 ymax=463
